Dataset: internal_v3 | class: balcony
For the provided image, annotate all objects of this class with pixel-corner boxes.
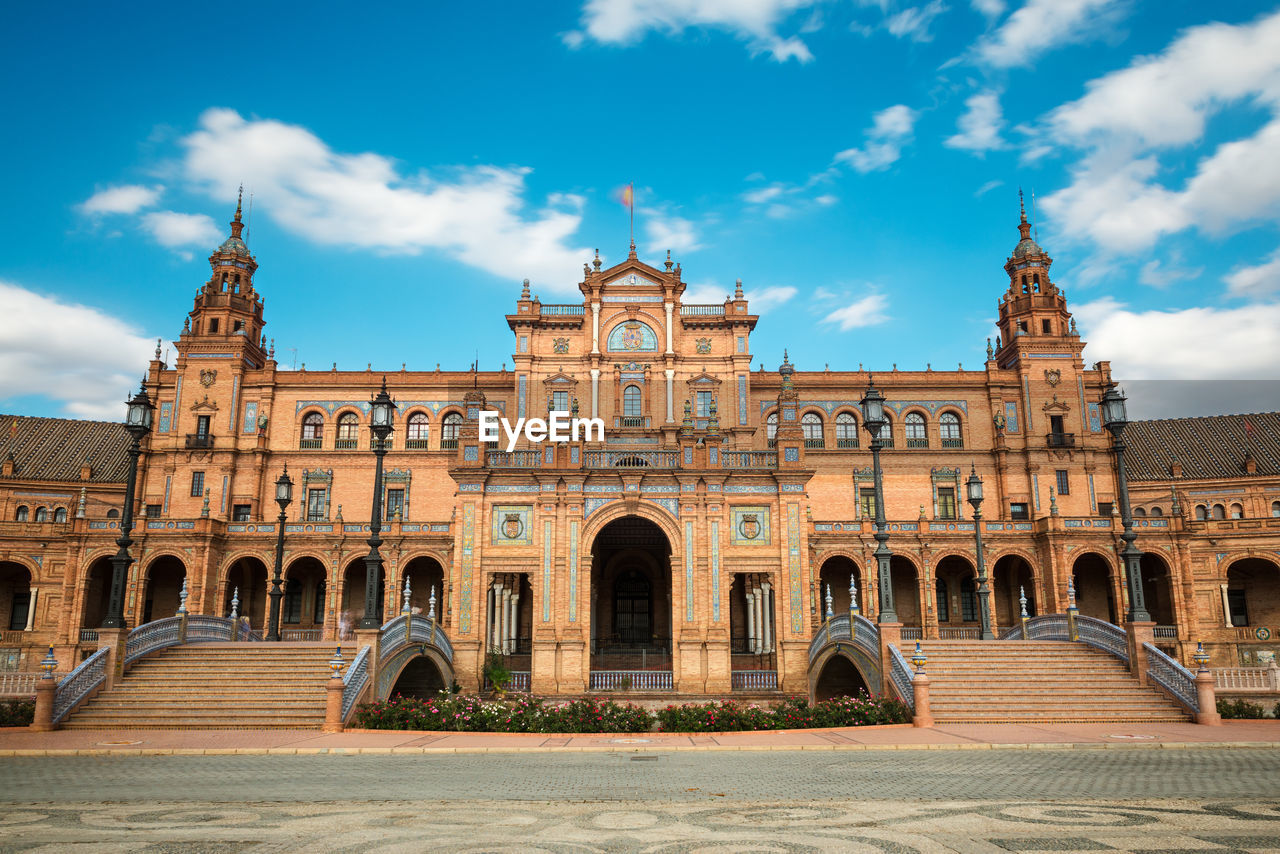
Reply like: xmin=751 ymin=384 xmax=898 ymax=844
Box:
xmin=405 ymin=438 xmax=431 ymax=450
xmin=487 ymin=449 xmax=541 ymax=468
xmin=620 ymin=416 xmax=646 ymax=428
xmin=721 ymin=450 xmax=777 ymax=469
xmin=906 ymin=438 xmax=928 ymax=449
xmin=335 ymin=438 xmax=358 ymax=450
xmin=804 ymin=438 xmax=824 ymax=449
xmin=185 ymin=433 xmax=214 ymax=449
xmin=836 ymin=437 xmax=859 ymax=449
xmin=440 ymin=438 xmax=459 ymax=449
xmin=585 ymin=450 xmax=679 ymax=468
xmin=540 ymin=304 xmax=585 ymax=315
xmin=941 ymin=438 xmax=964 ymax=449
xmin=299 ymin=438 xmax=322 ymax=449
xmin=679 ymin=304 xmax=725 ymax=316
xmin=1046 ymin=432 xmax=1076 ymax=448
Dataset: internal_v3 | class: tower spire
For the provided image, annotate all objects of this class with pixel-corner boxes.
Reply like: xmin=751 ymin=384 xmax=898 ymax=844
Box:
xmin=230 ymin=186 xmax=246 ymax=240
xmin=1016 ymin=187 xmax=1032 ymax=241
xmin=235 ymin=184 xmax=243 ymax=223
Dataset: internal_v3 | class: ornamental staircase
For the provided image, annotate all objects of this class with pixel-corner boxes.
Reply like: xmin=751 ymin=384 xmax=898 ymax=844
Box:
xmin=61 ymin=644 xmax=334 ymax=729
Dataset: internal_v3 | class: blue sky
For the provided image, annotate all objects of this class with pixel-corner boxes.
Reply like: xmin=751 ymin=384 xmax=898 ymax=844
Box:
xmin=3 ymin=0 xmax=1279 ymax=421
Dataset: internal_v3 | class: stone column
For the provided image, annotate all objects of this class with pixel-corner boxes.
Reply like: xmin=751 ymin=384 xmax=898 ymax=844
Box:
xmin=664 ymin=302 xmax=674 ymax=354
xmin=24 ymin=589 xmax=37 ymax=632
xmin=761 ymin=582 xmax=773 ymax=653
xmin=664 ymin=370 xmax=675 ymax=423
xmin=590 ymin=370 xmax=600 ymax=419
xmin=745 ymin=590 xmax=756 ymax=653
xmin=592 ymin=302 xmax=601 ymax=354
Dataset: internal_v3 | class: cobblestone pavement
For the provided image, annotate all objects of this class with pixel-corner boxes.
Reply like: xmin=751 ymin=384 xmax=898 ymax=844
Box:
xmin=2 ymin=751 xmax=1280 ymax=851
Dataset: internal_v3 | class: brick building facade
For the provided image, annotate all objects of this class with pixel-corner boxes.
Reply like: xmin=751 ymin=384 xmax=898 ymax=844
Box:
xmin=1 ymin=198 xmax=1278 ymax=696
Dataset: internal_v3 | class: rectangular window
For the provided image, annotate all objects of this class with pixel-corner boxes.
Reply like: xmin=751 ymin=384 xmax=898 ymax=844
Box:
xmin=1097 ymin=501 xmax=1114 ymax=517
xmin=1055 ymin=470 xmax=1070 ymax=495
xmin=696 ymin=391 xmax=713 ymax=416
xmin=519 ymin=336 xmax=528 ymax=353
xmin=960 ymin=579 xmax=977 ymax=621
xmin=935 ymin=580 xmax=949 ymax=622
xmin=550 ymin=390 xmax=569 ymax=412
xmin=234 ymin=319 xmax=245 ymax=332
xmin=1228 ymin=588 xmax=1249 ymax=627
xmin=209 ymin=318 xmax=219 ymax=333
xmin=8 ymin=590 xmax=31 ymax=631
xmin=232 ymin=504 xmax=251 ymax=522
xmin=283 ymin=581 xmax=302 ymax=624
xmin=736 ymin=336 xmax=745 ymax=353
xmin=190 ymin=471 xmax=205 ymax=497
xmin=1010 ymin=502 xmax=1029 ymax=521
xmin=306 ymin=488 xmax=327 ymax=522
xmin=196 ymin=415 xmax=211 ymax=437
xmin=1049 ymin=414 xmax=1065 ymax=434
xmin=1041 ymin=319 xmax=1052 ymax=334
xmin=859 ymin=489 xmax=877 ymax=519
xmin=386 ymin=488 xmax=405 ymax=521
xmin=936 ymin=487 xmax=957 ymax=520
xmin=145 ymin=504 xmax=162 ymax=518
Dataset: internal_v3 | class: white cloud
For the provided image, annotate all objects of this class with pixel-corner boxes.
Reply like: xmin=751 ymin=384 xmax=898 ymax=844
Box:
xmin=1137 ymin=258 xmax=1201 ymax=289
xmin=885 ymin=1 xmax=948 ymax=42
xmin=748 ymin=285 xmax=799 ymax=312
xmin=644 ymin=210 xmax=702 ymax=254
xmin=1075 ymin=296 xmax=1280 ymax=379
xmin=1224 ymin=250 xmax=1280 ymax=299
xmin=179 ymin=108 xmax=591 ymax=293
xmin=740 ymin=169 xmax=840 ymax=217
xmin=0 ymin=280 xmax=158 ymax=420
xmin=945 ymin=91 xmax=1006 ymax=153
xmin=971 ymin=0 xmax=1005 ymax=19
xmin=974 ymin=0 xmax=1127 ymax=68
xmin=820 ymin=293 xmax=890 ymax=330
xmin=834 ymin=105 xmax=918 ymax=173
xmin=975 ymin=179 xmax=1003 ymax=197
xmin=78 ymin=184 xmax=163 ymax=215
xmin=565 ymin=0 xmax=821 ymax=61
xmin=140 ymin=211 xmax=222 ymax=249
xmin=682 ymin=282 xmax=797 ymax=312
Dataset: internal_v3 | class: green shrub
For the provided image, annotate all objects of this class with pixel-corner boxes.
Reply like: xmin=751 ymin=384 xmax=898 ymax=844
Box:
xmin=482 ymin=652 xmax=511 ymax=693
xmin=0 ymin=700 xmax=35 ymax=727
xmin=1217 ymin=698 xmax=1266 ymax=719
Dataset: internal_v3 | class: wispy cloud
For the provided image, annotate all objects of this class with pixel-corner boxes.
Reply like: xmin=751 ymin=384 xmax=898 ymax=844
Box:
xmin=817 ymin=291 xmax=890 ymax=330
xmin=78 ymin=184 xmax=163 ymax=216
xmin=885 ymin=1 xmax=949 ymax=42
xmin=834 ymin=105 xmax=918 ymax=173
xmin=972 ymin=0 xmax=1128 ymax=68
xmin=0 ymin=280 xmax=157 ymax=420
xmin=945 ymin=91 xmax=1006 ymax=154
xmin=140 ymin=211 xmax=222 ymax=254
xmin=1224 ymin=250 xmax=1280 ymax=299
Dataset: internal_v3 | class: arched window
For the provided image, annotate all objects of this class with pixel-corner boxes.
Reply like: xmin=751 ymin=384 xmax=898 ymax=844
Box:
xmin=801 ymin=412 xmax=823 ymax=449
xmin=623 ymin=385 xmax=642 ymax=418
xmin=14 ymin=506 xmax=28 ymax=522
xmin=301 ymin=412 xmax=324 ymax=448
xmin=935 ymin=579 xmax=949 ymax=622
xmin=406 ymin=413 xmax=430 ymax=448
xmin=336 ymin=413 xmax=359 ymax=449
xmin=766 ymin=412 xmax=778 ymax=448
xmin=54 ymin=507 xmax=67 ymax=523
xmin=1212 ymin=504 xmax=1226 ymax=520
xmin=34 ymin=507 xmax=47 ymax=523
xmin=1151 ymin=506 xmax=1163 ymax=517
xmin=1195 ymin=505 xmax=1207 ymax=521
xmin=876 ymin=414 xmax=894 ymax=448
xmin=905 ymin=412 xmax=928 ymax=448
xmin=940 ymin=412 xmax=963 ymax=448
xmin=1273 ymin=500 xmax=1280 ymax=518
xmin=106 ymin=508 xmax=119 ymax=519
xmin=835 ymin=412 xmax=858 ymax=448
xmin=442 ymin=412 xmax=463 ymax=448
xmin=1230 ymin=503 xmax=1244 ymax=519
xmin=1133 ymin=507 xmax=1146 ymax=517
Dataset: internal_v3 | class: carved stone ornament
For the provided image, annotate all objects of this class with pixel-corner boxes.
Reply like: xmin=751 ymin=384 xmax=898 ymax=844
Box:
xmin=199 ymin=369 xmax=217 ymax=388
xmin=1044 ymin=368 xmax=1061 ymax=387
xmin=502 ymin=513 xmax=525 ymax=540
xmin=738 ymin=513 xmax=761 ymax=540
xmin=695 ymin=337 xmax=712 ymax=354
xmin=552 ymin=337 xmax=570 ymax=354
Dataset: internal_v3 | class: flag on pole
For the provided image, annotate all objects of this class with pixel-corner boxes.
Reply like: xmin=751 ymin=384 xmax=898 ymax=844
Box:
xmin=616 ymin=183 xmax=635 ymax=247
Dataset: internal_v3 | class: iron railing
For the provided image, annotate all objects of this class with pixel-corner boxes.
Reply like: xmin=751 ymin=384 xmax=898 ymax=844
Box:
xmin=405 ymin=438 xmax=430 ymax=450
xmin=900 ymin=627 xmax=923 ymax=640
xmin=732 ymin=670 xmax=778 ymax=690
xmin=1075 ymin=616 xmax=1130 ymax=663
xmin=1153 ymin=625 xmax=1178 ymax=639
xmin=281 ymin=628 xmax=322 ymax=641
xmin=52 ymin=647 xmax=108 ymax=724
xmin=123 ymin=617 xmax=183 ymax=665
xmin=1143 ymin=642 xmax=1199 ymax=712
xmin=589 ymin=670 xmax=673 ymax=690
xmin=836 ymin=437 xmax=859 ymax=449
xmin=941 ymin=438 xmax=964 ymax=449
xmin=185 ymin=434 xmax=214 ymax=449
xmin=938 ymin=626 xmax=980 ymax=639
xmin=341 ymin=645 xmax=371 ymax=720
xmin=906 ymin=438 xmax=929 ymax=449
xmin=1046 ymin=432 xmax=1076 ymax=448
xmin=887 ymin=644 xmax=914 ymax=710
xmin=299 ymin=438 xmax=322 ymax=449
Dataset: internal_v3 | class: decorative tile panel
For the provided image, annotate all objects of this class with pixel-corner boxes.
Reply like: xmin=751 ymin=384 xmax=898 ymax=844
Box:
xmin=569 ymin=519 xmax=579 ymax=621
xmin=1088 ymin=473 xmax=1097 ymax=512
xmin=1005 ymin=401 xmax=1019 ymax=433
xmin=463 ymin=445 xmax=479 ymax=461
xmin=784 ymin=447 xmax=799 ymax=462
xmin=459 ymin=504 xmax=475 ymax=633
xmin=730 ymin=505 xmax=771 ymax=545
xmin=643 ymin=497 xmax=678 ymax=517
xmin=518 ymin=375 xmax=527 ymax=419
xmin=737 ymin=376 xmax=747 ymax=425
xmin=491 ymin=505 xmax=533 ymax=545
xmin=585 ymin=497 xmax=613 ymax=516
xmin=542 ymin=519 xmax=553 ymax=621
xmin=158 ymin=402 xmax=172 ymax=433
xmin=242 ymin=401 xmax=257 ymax=433
xmin=685 ymin=520 xmax=695 ymax=621
xmin=787 ymin=504 xmax=802 ymax=634
xmin=607 ymin=320 xmax=658 ymax=352
xmin=724 ymin=484 xmax=777 ymax=493
xmin=1088 ymin=402 xmax=1102 ymax=433
xmin=711 ymin=519 xmax=721 ymax=621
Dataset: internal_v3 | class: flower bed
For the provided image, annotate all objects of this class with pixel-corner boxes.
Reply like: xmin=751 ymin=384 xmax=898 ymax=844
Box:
xmin=353 ymin=692 xmax=910 ymax=733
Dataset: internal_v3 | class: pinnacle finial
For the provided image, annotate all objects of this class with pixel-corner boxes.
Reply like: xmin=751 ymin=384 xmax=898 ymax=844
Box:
xmin=235 ymin=184 xmax=243 ymax=222
xmin=520 ymin=278 xmax=531 ymax=299
xmin=1018 ymin=186 xmax=1026 ymax=224
xmin=734 ymin=278 xmax=744 ymax=299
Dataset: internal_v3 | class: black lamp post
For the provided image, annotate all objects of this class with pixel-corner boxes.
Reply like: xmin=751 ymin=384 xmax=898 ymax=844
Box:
xmin=266 ymin=465 xmax=294 ymax=641
xmin=1101 ymin=384 xmax=1150 ymax=623
xmin=102 ymin=382 xmax=154 ymax=629
xmin=860 ymin=378 xmax=897 ymax=624
xmin=360 ymin=378 xmax=396 ymax=630
xmin=966 ymin=464 xmax=994 ymax=640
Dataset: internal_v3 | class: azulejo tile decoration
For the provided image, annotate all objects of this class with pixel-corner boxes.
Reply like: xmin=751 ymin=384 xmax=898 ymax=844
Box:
xmin=491 ymin=504 xmax=533 ymax=545
xmin=730 ymin=505 xmax=771 ymax=545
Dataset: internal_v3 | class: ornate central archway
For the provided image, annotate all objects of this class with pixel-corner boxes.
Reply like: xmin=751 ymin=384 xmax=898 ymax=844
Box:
xmin=589 ymin=515 xmax=673 ymax=680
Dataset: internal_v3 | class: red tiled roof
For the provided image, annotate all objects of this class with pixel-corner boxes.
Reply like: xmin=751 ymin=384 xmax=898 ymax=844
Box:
xmin=1126 ymin=411 xmax=1280 ymax=481
xmin=0 ymin=415 xmax=130 ymax=484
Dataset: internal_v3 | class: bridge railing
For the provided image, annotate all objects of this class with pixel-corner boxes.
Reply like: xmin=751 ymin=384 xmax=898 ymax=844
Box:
xmin=342 ymin=645 xmax=372 ymax=721
xmin=886 ymin=644 xmax=914 ymax=710
xmin=1143 ymin=642 xmax=1199 ymax=713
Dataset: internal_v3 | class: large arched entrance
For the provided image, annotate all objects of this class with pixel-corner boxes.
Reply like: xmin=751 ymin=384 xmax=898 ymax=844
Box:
xmin=400 ymin=556 xmax=446 ymax=623
xmin=82 ymin=557 xmax=114 ymax=630
xmin=1140 ymin=552 xmax=1176 ymax=630
xmin=388 ymin=657 xmax=447 ymax=698
xmin=890 ymin=556 xmax=922 ymax=637
xmin=283 ymin=556 xmax=327 ymax=639
xmin=341 ymin=559 xmax=385 ymax=639
xmin=1072 ymin=553 xmax=1117 ymax=624
xmin=817 ymin=556 xmax=861 ymax=619
xmin=992 ymin=554 xmax=1036 ymax=633
xmin=934 ymin=555 xmax=978 ymax=638
xmin=0 ymin=562 xmax=32 ymax=635
xmin=141 ymin=556 xmax=186 ymax=624
xmin=224 ymin=557 xmax=268 ymax=630
xmin=1226 ymin=558 xmax=1280 ymax=629
xmin=589 ymin=516 xmax=673 ymax=677
xmin=812 ymin=654 xmax=872 ymax=702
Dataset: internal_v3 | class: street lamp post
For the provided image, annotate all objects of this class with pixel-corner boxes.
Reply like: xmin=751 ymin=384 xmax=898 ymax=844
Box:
xmin=266 ymin=466 xmax=294 ymax=641
xmin=966 ymin=464 xmax=994 ymax=640
xmin=102 ymin=382 xmax=154 ymax=629
xmin=360 ymin=379 xmax=397 ymax=629
xmin=860 ymin=378 xmax=897 ymax=624
xmin=1101 ymin=384 xmax=1150 ymax=623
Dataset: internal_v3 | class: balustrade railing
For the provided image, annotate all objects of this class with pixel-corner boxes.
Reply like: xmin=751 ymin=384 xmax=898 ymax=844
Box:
xmin=588 ymin=670 xmax=673 ymax=691
xmin=0 ymin=630 xmax=23 ymax=644
xmin=1000 ymin=614 xmax=1068 ymax=640
xmin=585 ymin=450 xmax=679 ymax=468
xmin=732 ymin=670 xmax=778 ymax=691
xmin=341 ymin=645 xmax=371 ymax=720
xmin=123 ymin=617 xmax=183 ymax=665
xmin=52 ymin=646 xmax=108 ymax=724
xmin=887 ymin=645 xmax=914 ymax=710
xmin=900 ymin=627 xmax=923 ymax=641
xmin=680 ymin=305 xmax=725 ymax=316
xmin=1075 ymin=616 xmax=1130 ymax=663
xmin=938 ymin=626 xmax=980 ymax=639
xmin=186 ymin=615 xmax=247 ymax=643
xmin=0 ymin=672 xmax=62 ymax=697
xmin=1215 ymin=665 xmax=1280 ymax=692
xmin=721 ymin=450 xmax=777 ymax=468
xmin=507 ymin=672 xmax=531 ymax=692
xmin=486 ymin=449 xmax=541 ymax=468
xmin=281 ymin=628 xmax=322 ymax=641
xmin=540 ymin=304 xmax=585 ymax=315
xmin=299 ymin=438 xmax=322 ymax=449
xmin=1142 ymin=642 xmax=1199 ymax=713
xmin=380 ymin=613 xmax=454 ymax=664
xmin=1153 ymin=625 xmax=1178 ymax=639
xmin=78 ymin=629 xmax=99 ymax=643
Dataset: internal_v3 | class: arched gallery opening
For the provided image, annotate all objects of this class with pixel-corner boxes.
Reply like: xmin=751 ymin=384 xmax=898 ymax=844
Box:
xmin=589 ymin=516 xmax=672 ymax=672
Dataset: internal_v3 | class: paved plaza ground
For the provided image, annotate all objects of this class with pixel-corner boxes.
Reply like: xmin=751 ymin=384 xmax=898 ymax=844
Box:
xmin=2 ymin=723 xmax=1280 ymax=851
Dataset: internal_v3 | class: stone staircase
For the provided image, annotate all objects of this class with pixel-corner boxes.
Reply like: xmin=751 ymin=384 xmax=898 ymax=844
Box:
xmin=915 ymin=640 xmax=1190 ymax=723
xmin=62 ymin=644 xmax=334 ymax=729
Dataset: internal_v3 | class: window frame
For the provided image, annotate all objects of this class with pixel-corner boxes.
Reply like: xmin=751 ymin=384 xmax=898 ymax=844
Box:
xmin=191 ymin=470 xmax=205 ymax=498
xmin=622 ymin=385 xmax=642 ymax=417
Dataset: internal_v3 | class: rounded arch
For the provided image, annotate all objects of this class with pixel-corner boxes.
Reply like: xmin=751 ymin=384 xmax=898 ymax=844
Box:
xmin=1139 ymin=551 xmax=1175 ymax=626
xmin=589 ymin=514 xmax=675 ymax=672
xmin=1212 ymin=503 xmax=1226 ymax=520
xmin=1226 ymin=556 xmax=1280 ymax=629
xmin=800 ymin=410 xmax=824 ymax=446
xmin=341 ymin=556 xmax=385 ymax=637
xmin=604 ymin=317 xmax=660 ymax=352
xmin=14 ymin=505 xmax=28 ymax=522
xmin=378 ymin=644 xmax=455 ymax=701
xmin=1071 ymin=551 xmax=1118 ymax=623
xmin=834 ymin=410 xmax=859 ymax=448
xmin=817 ymin=554 xmax=862 ymax=617
xmin=439 ymin=409 xmax=465 ymax=444
xmin=405 ymin=410 xmax=431 ymax=447
xmin=1230 ymin=502 xmax=1245 ymax=519
xmin=934 ymin=554 xmax=978 ymax=627
xmin=1195 ymin=504 xmax=1208 ymax=521
xmin=764 ymin=410 xmax=778 ymax=445
xmin=0 ymin=561 xmax=33 ymax=633
xmin=808 ymin=643 xmax=879 ymax=703
xmin=938 ymin=410 xmax=964 ymax=446
xmin=222 ymin=554 xmax=269 ymax=628
xmin=33 ymin=507 xmax=48 ymax=523
xmin=141 ymin=554 xmax=187 ymax=624
xmin=622 ymin=384 xmax=643 ymax=417
xmin=992 ymin=553 xmax=1037 ymax=629
xmin=53 ymin=507 xmax=68 ymax=523
xmin=580 ymin=502 xmax=682 ymax=554
xmin=1133 ymin=507 xmax=1147 ymax=517
xmin=400 ymin=553 xmax=447 ymax=619
xmin=888 ymin=554 xmax=921 ymax=628
xmin=284 ymin=555 xmax=328 ymax=632
xmin=903 ymin=410 xmax=928 ymax=446
xmin=300 ymin=410 xmax=326 ymax=444
xmin=81 ymin=555 xmax=116 ymax=630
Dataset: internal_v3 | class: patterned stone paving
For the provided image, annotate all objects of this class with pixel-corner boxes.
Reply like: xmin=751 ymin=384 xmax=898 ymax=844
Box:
xmin=1 ymin=751 xmax=1279 ymax=851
